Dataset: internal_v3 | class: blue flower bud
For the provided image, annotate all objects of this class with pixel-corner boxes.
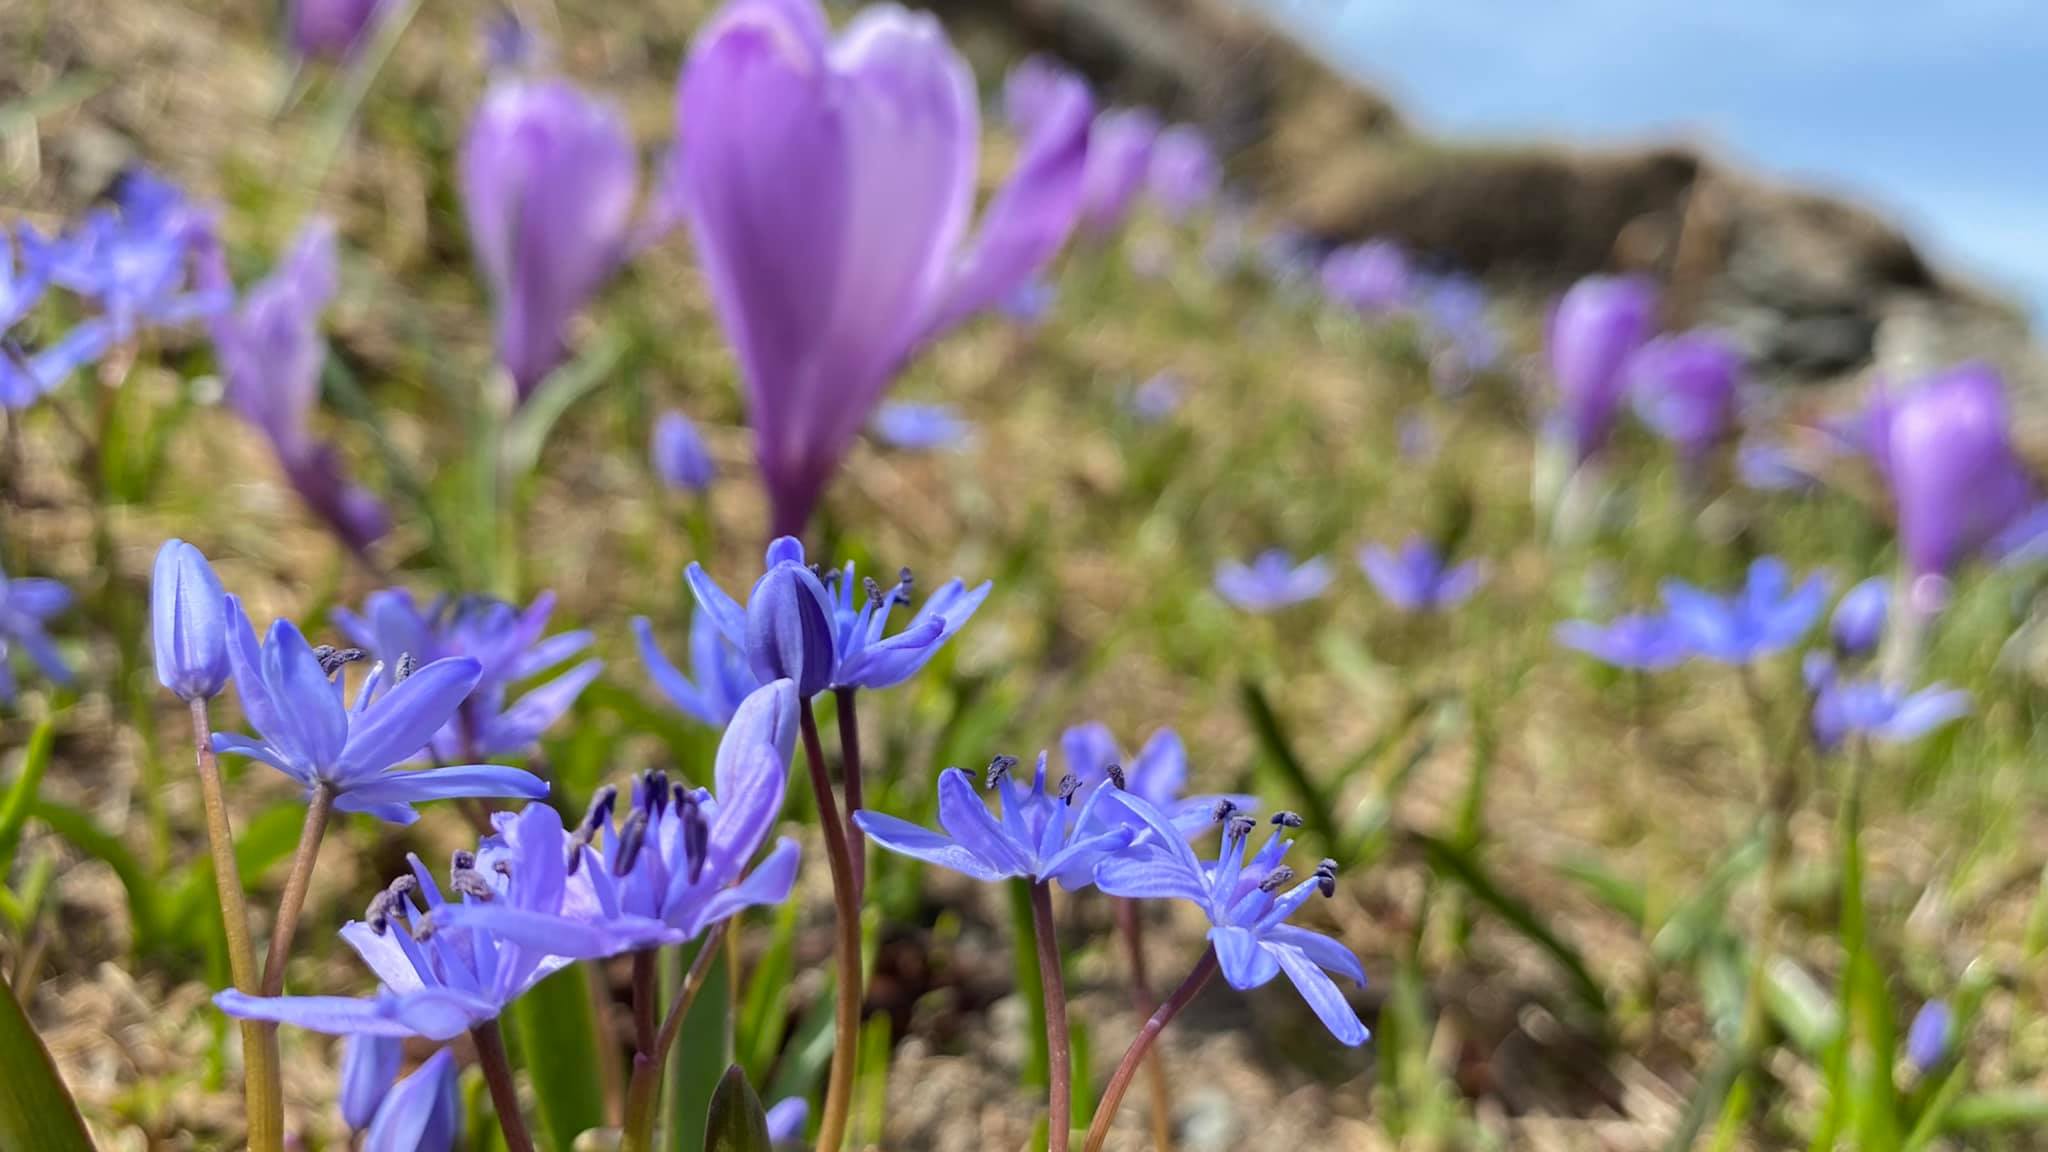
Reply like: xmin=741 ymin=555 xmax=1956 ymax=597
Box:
xmin=150 ymin=539 xmax=231 ymax=700
xmin=652 ymin=409 xmax=715 ymax=493
xmin=338 ymin=1032 xmax=402 ymax=1132
xmin=1906 ymin=999 xmax=1953 ymax=1073
xmin=743 ymin=549 xmax=836 ymax=697
xmin=1831 ymin=576 xmax=1889 ymax=658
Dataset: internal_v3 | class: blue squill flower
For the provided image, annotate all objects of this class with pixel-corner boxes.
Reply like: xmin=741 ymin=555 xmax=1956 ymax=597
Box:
xmin=0 ymin=228 xmax=50 ymax=331
xmin=214 ymin=602 xmax=547 ymax=822
xmin=871 ymin=403 xmax=973 ymax=452
xmin=1417 ymin=276 xmax=1500 ymax=388
xmin=333 ymin=590 xmax=602 ymax=762
xmin=1906 ymin=1000 xmax=1953 ymax=1074
xmin=687 ymin=538 xmax=990 ymax=696
xmin=1831 ymin=577 xmax=1889 ymax=659
xmin=1214 ymin=551 xmax=1331 ymax=614
xmin=1095 ymin=792 xmax=1369 ymax=1046
xmin=1130 ymin=372 xmax=1184 ymax=424
xmin=652 ymin=410 xmax=715 ymax=493
xmin=1320 ymin=242 xmax=1410 ymax=316
xmin=1358 ymin=539 xmax=1486 ymax=614
xmin=216 ymin=804 xmax=641 ymax=1039
xmin=1555 ymin=613 xmax=1690 ymax=671
xmin=766 ymin=1098 xmax=808 ymax=1146
xmin=635 ymin=606 xmax=759 ymax=729
xmin=0 ymin=565 xmax=74 ymax=704
xmin=339 ymin=1033 xmax=403 ymax=1132
xmin=28 ymin=169 xmax=229 ymax=340
xmin=1660 ymin=558 xmax=1828 ymax=665
xmin=364 ymin=1046 xmax=459 ymax=1152
xmin=151 ymin=539 xmax=231 ymax=702
xmin=1805 ymin=660 xmax=1968 ymax=752
xmin=1060 ymin=724 xmax=1250 ymax=838
xmin=0 ymin=321 xmax=113 ymax=410
xmin=855 ymin=754 xmax=1136 ymax=888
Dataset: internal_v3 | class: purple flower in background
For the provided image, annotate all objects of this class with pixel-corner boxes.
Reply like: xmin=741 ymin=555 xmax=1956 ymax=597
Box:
xmin=854 ymin=754 xmax=1136 ymax=888
xmin=635 ymin=606 xmax=759 ymax=729
xmin=1398 ymin=413 xmax=1437 ymax=461
xmin=1629 ymin=330 xmax=1742 ymax=460
xmin=1 ymin=229 xmax=50 ymax=331
xmin=1880 ymin=364 xmax=2034 ymax=580
xmin=1831 ymin=577 xmax=1888 ymax=659
xmin=462 ymin=78 xmax=637 ymax=401
xmin=998 ymin=278 xmax=1056 ymax=326
xmin=1147 ymin=125 xmax=1221 ymax=220
xmin=339 ymin=1033 xmax=403 ymax=1132
xmin=872 ymin=402 xmax=973 ymax=452
xmin=1214 ymin=551 xmax=1331 ymax=613
xmin=152 ymin=539 xmax=232 ymax=702
xmin=1549 ymin=276 xmax=1656 ymax=463
xmin=216 ymin=804 xmax=638 ymax=1039
xmin=687 ymin=537 xmax=990 ymax=696
xmin=1737 ymin=435 xmax=1823 ymax=492
xmin=1060 ymin=725 xmax=1249 ymax=838
xmin=1556 ymin=613 xmax=1689 ymax=671
xmin=214 ymin=602 xmax=548 ymax=822
xmin=1660 ymin=558 xmax=1828 ymax=665
xmin=364 ymin=1047 xmax=459 ymax=1152
xmin=0 ymin=566 xmax=74 ymax=704
xmin=1003 ymin=54 xmax=1085 ymax=138
xmin=1079 ymin=108 xmax=1161 ymax=236
xmin=0 ymin=323 xmax=112 ymax=410
xmin=766 ymin=1098 xmax=808 ymax=1146
xmin=1358 ymin=539 xmax=1486 ymax=613
xmin=1130 ymin=371 xmax=1184 ymax=423
xmin=333 ymin=589 xmax=602 ymax=762
xmin=28 ymin=169 xmax=229 ymax=340
xmin=1096 ymin=791 xmax=1369 ymax=1046
xmin=1319 ymin=242 xmax=1410 ymax=315
xmin=652 ymin=410 xmax=715 ymax=493
xmin=673 ymin=0 xmax=1092 ymax=537
xmin=1418 ymin=276 xmax=1500 ymax=390
xmin=289 ymin=0 xmax=386 ymax=61
xmin=211 ymin=218 xmax=390 ymax=555
xmin=1805 ymin=659 xmax=1968 ymax=751
xmin=1906 ymin=1000 xmax=1954 ymax=1073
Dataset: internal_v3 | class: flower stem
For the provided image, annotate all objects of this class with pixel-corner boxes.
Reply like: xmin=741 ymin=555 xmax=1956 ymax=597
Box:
xmin=1727 ymin=664 xmax=1806 ymax=1133
xmin=632 ymin=949 xmax=659 ymax=1059
xmin=1114 ymin=899 xmax=1173 ymax=1152
xmin=1029 ymin=881 xmax=1073 ymax=1152
xmin=1082 ymin=948 xmax=1219 ymax=1152
xmin=473 ymin=1018 xmax=537 ymax=1152
xmin=834 ymin=687 xmax=866 ymax=900
xmin=189 ymin=698 xmax=283 ymax=1152
xmin=800 ymin=697 xmax=863 ymax=1152
xmin=260 ymin=781 xmax=334 ymax=997
xmin=621 ymin=925 xmax=729 ymax=1152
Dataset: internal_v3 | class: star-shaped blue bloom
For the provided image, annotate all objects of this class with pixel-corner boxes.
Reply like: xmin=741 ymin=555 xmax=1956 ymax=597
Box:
xmin=1660 ymin=557 xmax=1829 ymax=664
xmin=853 ymin=754 xmax=1135 ymax=890
xmin=1805 ymin=656 xmax=1968 ymax=751
xmin=1357 ymin=538 xmax=1486 ymax=614
xmin=1213 ymin=550 xmax=1331 ymax=613
xmin=1059 ymin=723 xmax=1250 ymax=839
xmin=871 ymin=402 xmax=974 ymax=452
xmin=1555 ymin=613 xmax=1690 ymax=671
xmin=635 ymin=603 xmax=759 ymax=728
xmin=0 ymin=565 xmax=74 ymax=703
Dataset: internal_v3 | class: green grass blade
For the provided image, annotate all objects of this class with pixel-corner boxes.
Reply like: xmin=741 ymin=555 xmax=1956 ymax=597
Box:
xmin=508 ymin=962 xmax=607 ymax=1152
xmin=1410 ymin=831 xmax=1607 ymax=1018
xmin=1237 ymin=679 xmax=1339 ymax=847
xmin=0 ymin=718 xmax=57 ymax=874
xmin=0 ymin=972 xmax=96 ymax=1152
xmin=28 ymin=800 xmax=159 ymax=953
xmin=739 ymin=899 xmax=799 ymax=1088
xmin=1940 ymin=1090 xmax=2048 ymax=1134
xmin=668 ymin=937 xmax=735 ymax=1152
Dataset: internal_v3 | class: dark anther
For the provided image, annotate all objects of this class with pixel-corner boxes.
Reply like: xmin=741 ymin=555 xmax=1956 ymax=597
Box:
xmin=365 ymin=890 xmax=398 ymax=936
xmin=1227 ymin=815 xmax=1257 ymax=841
xmin=1313 ymin=859 xmax=1339 ymax=898
xmin=565 ymin=843 xmax=585 ymax=876
xmin=314 ymin=645 xmax=370 ymax=676
xmin=863 ymin=577 xmax=885 ymax=607
xmin=1259 ymin=866 xmax=1297 ymax=893
xmin=394 ymin=653 xmax=417 ymax=683
xmin=449 ymin=850 xmax=494 ymax=901
xmin=1105 ymin=763 xmax=1128 ymax=791
xmin=614 ymin=811 xmax=649 ymax=876
xmin=412 ymin=916 xmax=437 ymax=942
xmin=1211 ymin=799 xmax=1239 ymax=823
xmin=1057 ymin=773 xmax=1083 ymax=805
xmin=492 ymin=860 xmax=511 ymax=879
xmin=580 ymin=786 xmax=618 ymax=835
xmin=451 ymin=850 xmax=476 ymax=873
xmin=1271 ymin=811 xmax=1304 ymax=828
xmin=896 ymin=567 xmax=915 ymax=602
xmin=643 ymin=770 xmax=670 ymax=819
xmin=681 ymin=794 xmax=710 ymax=884
xmin=986 ymin=754 xmax=1020 ymax=789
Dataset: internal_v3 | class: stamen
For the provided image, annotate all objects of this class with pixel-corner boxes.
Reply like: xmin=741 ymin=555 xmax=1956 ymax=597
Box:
xmin=986 ymin=754 xmax=1020 ymax=789
xmin=411 ymin=916 xmax=436 ymax=942
xmin=1212 ymin=799 xmax=1239 ymax=824
xmin=1270 ymin=811 xmax=1304 ymax=828
xmin=1314 ymin=858 xmax=1338 ymax=898
xmin=1057 ymin=773 xmax=1082 ymax=805
xmin=394 ymin=653 xmax=417 ymax=683
xmin=449 ymin=851 xmax=495 ymax=901
xmin=680 ymin=793 xmax=710 ymax=884
xmin=1258 ymin=866 xmax=1297 ymax=893
xmin=1105 ymin=763 xmax=1127 ymax=791
xmin=313 ymin=645 xmax=370 ymax=676
xmin=863 ymin=577 xmax=885 ymax=608
xmin=1226 ymin=815 xmax=1257 ymax=842
xmin=642 ymin=770 xmax=670 ymax=819
xmin=614 ymin=810 xmax=649 ymax=876
xmin=365 ymin=891 xmax=398 ymax=935
xmin=895 ymin=567 xmax=915 ymax=604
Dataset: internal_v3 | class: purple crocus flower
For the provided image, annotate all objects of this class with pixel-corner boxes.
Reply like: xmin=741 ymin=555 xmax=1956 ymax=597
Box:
xmin=1095 ymin=791 xmax=1369 ymax=1046
xmin=151 ymin=539 xmax=231 ymax=702
xmin=216 ymin=804 xmax=639 ymax=1039
xmin=339 ymin=1033 xmax=403 ymax=1132
xmin=1213 ymin=551 xmax=1331 ymax=614
xmin=213 ymin=602 xmax=548 ymax=823
xmin=636 ymin=605 xmax=760 ymax=729
xmin=1358 ymin=539 xmax=1486 ymax=613
xmin=1659 ymin=558 xmax=1828 ymax=665
xmin=0 ymin=565 xmax=74 ymax=704
xmin=1555 ymin=613 xmax=1689 ymax=671
xmin=1906 ymin=1000 xmax=1953 ymax=1073
xmin=28 ymin=169 xmax=230 ymax=341
xmin=685 ymin=537 xmax=991 ymax=696
xmin=1003 ymin=55 xmax=1084 ymax=138
xmin=211 ymin=218 xmax=390 ymax=555
xmin=1060 ymin=725 xmax=1250 ymax=838
xmin=461 ymin=78 xmax=637 ymax=401
xmin=673 ymin=0 xmax=1093 ymax=537
xmin=289 ymin=0 xmax=386 ymax=61
xmin=364 ymin=1047 xmax=459 ymax=1152
xmin=853 ymin=754 xmax=1136 ymax=888
xmin=1549 ymin=276 xmax=1657 ymax=463
xmin=332 ymin=589 xmax=602 ymax=762
xmin=652 ymin=410 xmax=715 ymax=493
xmin=1320 ymin=242 xmax=1411 ymax=316
xmin=1079 ymin=108 xmax=1162 ymax=236
xmin=1147 ymin=125 xmax=1221 ymax=220
xmin=871 ymin=402 xmax=973 ymax=452
xmin=1805 ymin=658 xmax=1968 ymax=752
xmin=1831 ymin=577 xmax=1889 ymax=658
xmin=1629 ymin=330 xmax=1742 ymax=461
xmin=1880 ymin=364 xmax=2034 ymax=580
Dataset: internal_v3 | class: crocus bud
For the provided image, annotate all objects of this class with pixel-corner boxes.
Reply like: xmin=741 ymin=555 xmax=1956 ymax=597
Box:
xmin=743 ymin=542 xmax=836 ymax=697
xmin=1147 ymin=125 xmax=1220 ymax=220
xmin=1629 ymin=329 xmax=1742 ymax=460
xmin=151 ymin=539 xmax=231 ymax=701
xmin=1003 ymin=55 xmax=1084 ymax=138
xmin=338 ymin=1033 xmax=403 ymax=1132
xmin=1079 ymin=108 xmax=1161 ymax=235
xmin=1550 ymin=276 xmax=1657 ymax=463
xmin=1886 ymin=363 xmax=2033 ymax=579
xmin=1830 ymin=577 xmax=1888 ymax=658
xmin=1905 ymin=1000 xmax=1953 ymax=1074
xmin=652 ymin=410 xmax=714 ymax=493
xmin=461 ymin=78 xmax=637 ymax=401
xmin=289 ymin=0 xmax=384 ymax=61
xmin=364 ymin=1047 xmax=459 ymax=1152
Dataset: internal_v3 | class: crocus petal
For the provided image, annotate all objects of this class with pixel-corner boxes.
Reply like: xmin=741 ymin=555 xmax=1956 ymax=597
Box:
xmin=335 ymin=658 xmax=483 ymax=781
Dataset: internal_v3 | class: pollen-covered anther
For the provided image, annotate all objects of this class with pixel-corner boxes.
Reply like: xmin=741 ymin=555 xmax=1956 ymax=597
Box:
xmin=614 ymin=810 xmax=650 ymax=876
xmin=1314 ymin=858 xmax=1339 ymax=898
xmin=313 ymin=645 xmax=370 ymax=676
xmin=1258 ymin=866 xmax=1297 ymax=893
xmin=985 ymin=754 xmax=1020 ymax=789
xmin=393 ymin=652 xmax=417 ymax=683
xmin=1105 ymin=763 xmax=1127 ymax=790
xmin=1057 ymin=773 xmax=1082 ymax=805
xmin=1211 ymin=799 xmax=1239 ymax=824
xmin=1271 ymin=811 xmax=1304 ymax=828
xmin=1226 ymin=815 xmax=1257 ymax=841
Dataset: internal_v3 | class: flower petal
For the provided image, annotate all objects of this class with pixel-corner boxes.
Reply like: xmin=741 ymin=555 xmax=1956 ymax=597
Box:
xmin=336 ymin=657 xmax=482 ymax=780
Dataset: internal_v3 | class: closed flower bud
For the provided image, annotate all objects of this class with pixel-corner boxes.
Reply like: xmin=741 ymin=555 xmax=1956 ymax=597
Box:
xmin=652 ymin=410 xmax=715 ymax=493
xmin=743 ymin=551 xmax=836 ymax=697
xmin=151 ymin=539 xmax=231 ymax=700
xmin=338 ymin=1033 xmax=402 ymax=1132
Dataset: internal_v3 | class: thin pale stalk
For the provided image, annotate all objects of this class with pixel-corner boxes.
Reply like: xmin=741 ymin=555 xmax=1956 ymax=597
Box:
xmin=189 ymin=699 xmax=283 ymax=1152
xmin=1727 ymin=665 xmax=1806 ymax=1135
xmin=1030 ymin=882 xmax=1073 ymax=1152
xmin=473 ymin=1018 xmax=537 ymax=1152
xmin=1083 ymin=949 xmax=1219 ymax=1152
xmin=260 ymin=782 xmax=334 ymax=996
xmin=621 ymin=924 xmax=729 ymax=1152
xmin=801 ymin=698 xmax=863 ymax=1152
xmin=835 ymin=687 xmax=866 ymax=899
xmin=1114 ymin=900 xmax=1173 ymax=1152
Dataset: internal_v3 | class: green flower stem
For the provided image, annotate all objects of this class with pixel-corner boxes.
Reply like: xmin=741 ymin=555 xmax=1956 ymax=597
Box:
xmin=1029 ymin=881 xmax=1073 ymax=1152
xmin=800 ymin=697 xmax=863 ymax=1152
xmin=260 ymin=782 xmax=334 ymax=997
xmin=473 ymin=1018 xmax=537 ymax=1152
xmin=1083 ymin=948 xmax=1218 ymax=1152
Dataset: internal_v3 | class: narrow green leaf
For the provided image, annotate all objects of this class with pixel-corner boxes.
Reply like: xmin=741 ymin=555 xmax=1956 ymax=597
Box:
xmin=28 ymin=800 xmax=159 ymax=952
xmin=1237 ymin=679 xmax=1338 ymax=846
xmin=1941 ymin=1090 xmax=2048 ymax=1133
xmin=1008 ymin=878 xmax=1050 ymax=1092
xmin=1410 ymin=831 xmax=1606 ymax=1017
xmin=668 ymin=938 xmax=735 ymax=1152
xmin=0 ymin=718 xmax=57 ymax=873
xmin=0 ymin=973 xmax=96 ymax=1152
xmin=704 ymin=1065 xmax=772 ymax=1152
xmin=853 ymin=1012 xmax=891 ymax=1147
xmin=508 ymin=963 xmax=607 ymax=1152
xmin=739 ymin=899 xmax=800 ymax=1087
xmin=501 ymin=328 xmax=627 ymax=481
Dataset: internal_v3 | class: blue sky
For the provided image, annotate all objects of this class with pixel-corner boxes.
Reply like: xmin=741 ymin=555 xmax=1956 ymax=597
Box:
xmin=1249 ymin=0 xmax=2048 ymax=320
